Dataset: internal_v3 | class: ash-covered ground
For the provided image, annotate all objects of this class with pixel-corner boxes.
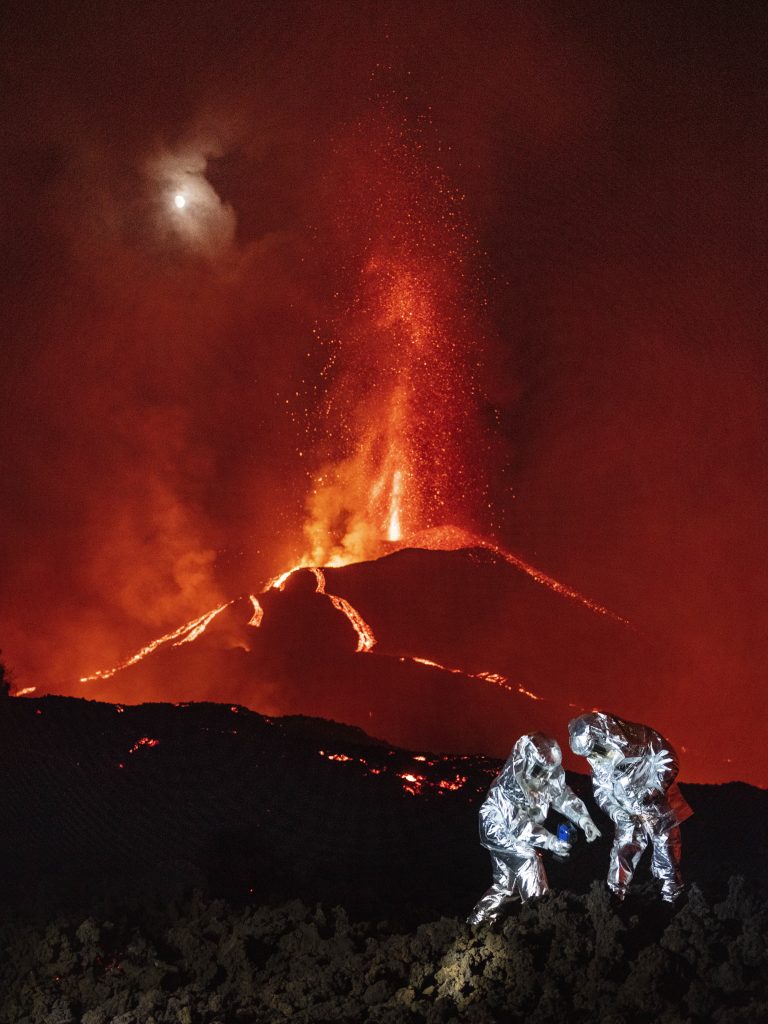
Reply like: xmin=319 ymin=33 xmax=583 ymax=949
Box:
xmin=1 ymin=697 xmax=767 ymax=1023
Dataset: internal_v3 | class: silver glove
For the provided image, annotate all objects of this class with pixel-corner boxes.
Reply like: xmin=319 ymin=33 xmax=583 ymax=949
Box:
xmin=546 ymin=835 xmax=571 ymax=857
xmin=579 ymin=816 xmax=601 ymax=842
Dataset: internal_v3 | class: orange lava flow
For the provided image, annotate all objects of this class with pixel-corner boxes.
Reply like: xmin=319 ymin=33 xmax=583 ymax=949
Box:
xmin=268 ymin=565 xmax=377 ymax=653
xmin=327 ymin=593 xmax=377 ymax=652
xmin=405 ymin=525 xmax=629 ymax=626
xmin=491 ymin=544 xmax=629 ymax=625
xmin=173 ymin=602 xmax=232 ymax=646
xmin=407 ymin=655 xmax=543 ymax=701
xmin=79 ymin=601 xmax=232 ymax=683
xmin=247 ymin=595 xmax=264 ymax=628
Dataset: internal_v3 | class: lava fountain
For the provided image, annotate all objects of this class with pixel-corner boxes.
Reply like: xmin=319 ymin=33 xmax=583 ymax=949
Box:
xmin=300 ymin=119 xmax=490 ymax=569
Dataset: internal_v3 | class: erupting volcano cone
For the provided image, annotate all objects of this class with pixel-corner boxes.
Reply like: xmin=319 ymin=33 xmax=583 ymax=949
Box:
xmin=71 ymin=545 xmax=674 ymax=770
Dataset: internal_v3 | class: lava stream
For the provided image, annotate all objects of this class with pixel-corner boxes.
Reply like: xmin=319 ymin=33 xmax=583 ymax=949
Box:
xmin=403 ymin=526 xmax=630 ymax=625
xmin=80 ymin=601 xmax=232 ymax=683
xmin=270 ymin=566 xmax=377 ymax=653
xmin=247 ymin=595 xmax=264 ymax=627
xmin=407 ymin=655 xmax=543 ymax=701
xmin=492 ymin=544 xmax=629 ymax=625
xmin=173 ymin=603 xmax=233 ymax=646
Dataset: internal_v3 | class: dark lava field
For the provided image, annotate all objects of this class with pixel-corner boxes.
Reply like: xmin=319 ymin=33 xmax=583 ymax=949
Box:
xmin=1 ymin=696 xmax=767 ymax=1023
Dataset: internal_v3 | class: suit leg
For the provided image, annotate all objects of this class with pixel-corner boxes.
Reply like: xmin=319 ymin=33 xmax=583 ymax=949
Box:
xmin=608 ymin=819 xmax=648 ymax=899
xmin=514 ymin=849 xmax=550 ymax=902
xmin=467 ymin=852 xmax=522 ymax=924
xmin=650 ymin=826 xmax=683 ymax=902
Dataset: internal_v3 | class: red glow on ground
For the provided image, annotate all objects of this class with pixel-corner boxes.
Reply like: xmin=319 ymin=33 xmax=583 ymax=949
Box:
xmin=128 ymin=737 xmax=160 ymax=754
xmin=397 ymin=772 xmax=428 ymax=796
xmin=316 ymin=748 xmax=472 ymax=797
xmin=438 ymin=775 xmax=468 ymax=792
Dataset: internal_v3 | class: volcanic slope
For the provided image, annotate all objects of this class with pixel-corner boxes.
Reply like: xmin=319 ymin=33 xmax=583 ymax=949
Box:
xmin=75 ymin=547 xmax=677 ymax=772
xmin=1 ymin=696 xmax=767 ymax=1024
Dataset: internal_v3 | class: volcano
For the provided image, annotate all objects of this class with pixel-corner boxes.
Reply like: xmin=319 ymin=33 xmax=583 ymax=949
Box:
xmin=66 ymin=545 xmax=714 ymax=778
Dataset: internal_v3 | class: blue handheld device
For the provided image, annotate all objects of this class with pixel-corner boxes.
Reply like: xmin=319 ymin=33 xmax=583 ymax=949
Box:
xmin=557 ymin=822 xmax=577 ymax=843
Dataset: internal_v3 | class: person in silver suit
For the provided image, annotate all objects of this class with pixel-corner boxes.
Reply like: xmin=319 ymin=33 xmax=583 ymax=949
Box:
xmin=467 ymin=732 xmax=600 ymax=925
xmin=568 ymin=712 xmax=693 ymax=903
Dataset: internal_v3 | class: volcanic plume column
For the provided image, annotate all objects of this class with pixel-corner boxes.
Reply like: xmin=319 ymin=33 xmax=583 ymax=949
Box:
xmin=300 ymin=122 xmax=490 ymax=568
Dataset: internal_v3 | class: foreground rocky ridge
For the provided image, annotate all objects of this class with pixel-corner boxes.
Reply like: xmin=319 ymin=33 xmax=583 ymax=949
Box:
xmin=1 ymin=697 xmax=767 ymax=1022
xmin=2 ymin=882 xmax=766 ymax=1024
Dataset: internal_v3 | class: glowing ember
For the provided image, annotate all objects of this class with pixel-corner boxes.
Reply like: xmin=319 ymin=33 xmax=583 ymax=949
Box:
xmin=12 ymin=686 xmax=36 ymax=697
xmin=247 ymin=595 xmax=263 ymax=627
xmin=317 ymin=746 xmax=477 ymax=797
xmin=128 ymin=736 xmax=159 ymax=754
xmin=517 ymin=684 xmax=543 ymax=702
xmin=397 ymin=771 xmax=428 ymax=796
xmin=475 ymin=672 xmax=506 ymax=684
xmin=438 ymin=774 xmax=468 ymax=792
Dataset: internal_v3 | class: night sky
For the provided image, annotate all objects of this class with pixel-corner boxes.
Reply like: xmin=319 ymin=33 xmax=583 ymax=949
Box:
xmin=1 ymin=2 xmax=766 ymax=782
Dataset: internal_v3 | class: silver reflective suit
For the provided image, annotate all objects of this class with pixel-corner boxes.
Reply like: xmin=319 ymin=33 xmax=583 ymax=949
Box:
xmin=467 ymin=733 xmax=598 ymax=925
xmin=568 ymin=712 xmax=693 ymax=902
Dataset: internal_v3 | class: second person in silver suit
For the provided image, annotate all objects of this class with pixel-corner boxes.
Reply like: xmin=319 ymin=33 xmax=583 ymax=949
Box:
xmin=568 ymin=711 xmax=692 ymax=903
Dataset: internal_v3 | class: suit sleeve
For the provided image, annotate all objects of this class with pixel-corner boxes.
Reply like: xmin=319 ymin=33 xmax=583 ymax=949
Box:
xmin=549 ymin=771 xmax=591 ymax=825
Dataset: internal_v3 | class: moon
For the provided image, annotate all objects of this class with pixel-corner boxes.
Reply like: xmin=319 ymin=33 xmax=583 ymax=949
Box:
xmin=174 ymin=193 xmax=187 ymax=209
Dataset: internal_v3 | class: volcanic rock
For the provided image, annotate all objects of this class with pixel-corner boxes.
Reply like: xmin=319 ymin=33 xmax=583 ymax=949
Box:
xmin=1 ymin=696 xmax=767 ymax=1023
